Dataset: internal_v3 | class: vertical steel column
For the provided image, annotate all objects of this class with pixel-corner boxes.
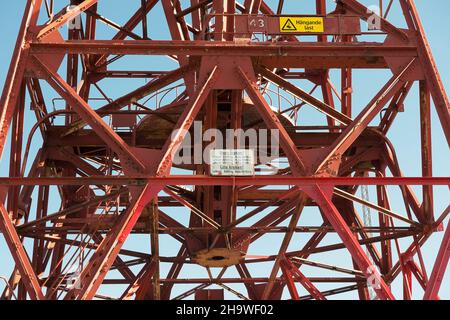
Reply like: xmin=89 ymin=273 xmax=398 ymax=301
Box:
xmin=150 ymin=199 xmax=161 ymax=300
xmin=419 ymin=80 xmax=434 ymax=223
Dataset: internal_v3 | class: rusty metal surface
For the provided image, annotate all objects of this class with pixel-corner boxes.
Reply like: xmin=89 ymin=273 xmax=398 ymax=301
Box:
xmin=0 ymin=0 xmax=448 ymax=300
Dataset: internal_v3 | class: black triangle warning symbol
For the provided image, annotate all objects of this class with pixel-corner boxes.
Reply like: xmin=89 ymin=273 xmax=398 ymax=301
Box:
xmin=281 ymin=19 xmax=297 ymax=31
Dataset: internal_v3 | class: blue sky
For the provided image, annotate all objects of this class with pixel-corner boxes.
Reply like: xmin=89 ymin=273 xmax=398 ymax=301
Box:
xmin=0 ymin=0 xmax=449 ymax=300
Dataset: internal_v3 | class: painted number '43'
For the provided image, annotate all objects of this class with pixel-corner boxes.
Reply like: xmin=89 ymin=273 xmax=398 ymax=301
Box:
xmin=249 ymin=17 xmax=266 ymax=31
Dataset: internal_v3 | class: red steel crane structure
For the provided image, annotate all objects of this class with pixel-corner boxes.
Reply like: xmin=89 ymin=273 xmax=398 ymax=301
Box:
xmin=0 ymin=0 xmax=449 ymax=300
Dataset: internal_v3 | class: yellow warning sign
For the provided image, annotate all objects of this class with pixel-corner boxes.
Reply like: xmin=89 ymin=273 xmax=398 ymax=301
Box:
xmin=279 ymin=17 xmax=324 ymax=33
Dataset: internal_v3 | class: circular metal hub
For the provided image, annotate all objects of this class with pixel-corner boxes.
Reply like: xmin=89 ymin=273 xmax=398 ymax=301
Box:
xmin=192 ymin=248 xmax=244 ymax=268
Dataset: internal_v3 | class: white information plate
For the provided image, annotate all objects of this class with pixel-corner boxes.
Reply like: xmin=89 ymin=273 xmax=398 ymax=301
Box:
xmin=210 ymin=149 xmax=255 ymax=176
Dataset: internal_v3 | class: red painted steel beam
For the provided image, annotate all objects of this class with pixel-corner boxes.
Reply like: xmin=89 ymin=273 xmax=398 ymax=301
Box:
xmin=406 ymin=260 xmax=427 ymax=291
xmin=157 ymin=66 xmax=220 ymax=176
xmin=162 ymin=0 xmax=189 ymax=42
xmin=379 ymin=82 xmax=413 ymax=134
xmin=141 ymin=277 xmax=363 ymax=284
xmin=305 ymin=185 xmax=395 ymax=300
xmin=0 ymin=176 xmax=447 ymax=186
xmin=383 ymin=150 xmax=424 ymax=222
xmin=29 ymin=40 xmax=418 ymax=58
xmin=402 ymin=259 xmax=413 ymax=300
xmin=338 ymin=0 xmax=408 ymax=40
xmin=23 ymin=225 xmax=415 ymax=236
xmin=161 ymin=246 xmax=188 ymax=299
xmin=419 ymin=80 xmax=434 ymax=223
xmin=281 ymin=257 xmax=327 ymax=300
xmin=243 ymin=0 xmax=262 ymax=14
xmin=295 ymin=223 xmax=328 ymax=261
xmin=386 ymin=233 xmax=430 ymax=283
xmin=300 ymin=284 xmax=360 ymax=300
xmin=63 ymin=64 xmax=196 ymax=136
xmin=0 ymin=203 xmax=44 ymax=300
xmin=92 ymin=233 xmax=135 ymax=282
xmin=238 ymin=66 xmax=307 ymax=175
xmin=121 ymin=260 xmax=157 ymax=300
xmin=94 ymin=0 xmax=159 ymax=66
xmin=32 ymin=57 xmax=146 ymax=173
xmin=225 ymin=187 xmax=299 ymax=230
xmin=37 ymin=0 xmax=99 ymax=40
xmin=0 ymin=0 xmax=42 ymax=160
xmin=88 ymin=277 xmax=364 ymax=285
xmin=233 ymin=197 xmax=300 ymax=249
xmin=17 ymin=189 xmax=126 ymax=231
xmin=333 ymin=187 xmax=420 ymax=227
xmin=400 ymin=0 xmax=450 ymax=147
xmin=257 ymin=66 xmax=351 ymax=125
xmin=315 ymin=59 xmax=415 ymax=172
xmin=64 ymin=184 xmax=160 ymax=300
xmin=279 ymin=259 xmax=300 ymax=300
xmin=424 ymin=221 xmax=450 ymax=300
xmin=176 ymin=0 xmax=212 ymax=20
xmin=161 ymin=0 xmax=196 ymax=96
xmin=262 ymin=195 xmax=307 ymax=299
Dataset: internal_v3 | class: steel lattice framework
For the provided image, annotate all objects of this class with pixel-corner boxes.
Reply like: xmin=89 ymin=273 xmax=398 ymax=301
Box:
xmin=0 ymin=0 xmax=449 ymax=300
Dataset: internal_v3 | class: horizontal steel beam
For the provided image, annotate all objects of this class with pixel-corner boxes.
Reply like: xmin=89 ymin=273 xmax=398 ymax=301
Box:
xmin=0 ymin=176 xmax=447 ymax=186
xmin=100 ymin=277 xmax=365 ymax=284
xmin=29 ymin=40 xmax=417 ymax=57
